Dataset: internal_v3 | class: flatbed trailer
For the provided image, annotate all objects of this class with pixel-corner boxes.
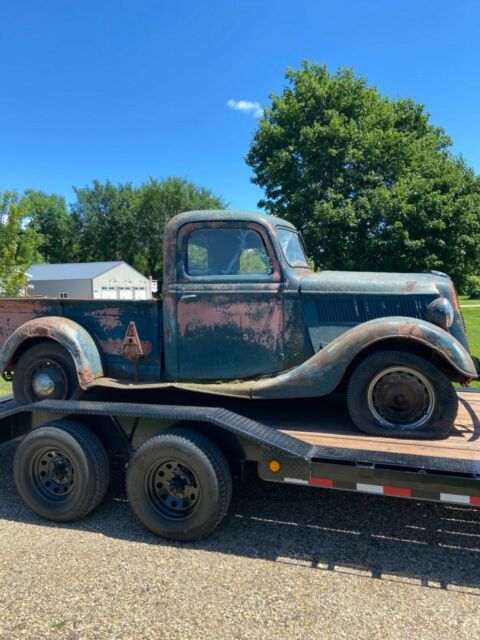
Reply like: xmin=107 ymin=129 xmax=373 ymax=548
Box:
xmin=0 ymin=389 xmax=479 ymax=541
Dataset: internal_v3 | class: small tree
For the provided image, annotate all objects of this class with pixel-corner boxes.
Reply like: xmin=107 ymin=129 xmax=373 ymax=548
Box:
xmin=135 ymin=177 xmax=227 ymax=280
xmin=23 ymin=190 xmax=74 ymax=263
xmin=0 ymin=192 xmax=41 ymax=296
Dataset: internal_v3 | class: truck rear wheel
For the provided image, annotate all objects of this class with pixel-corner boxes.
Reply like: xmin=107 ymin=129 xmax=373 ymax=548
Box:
xmin=14 ymin=420 xmax=110 ymax=522
xmin=12 ymin=342 xmax=80 ymax=405
xmin=347 ymin=350 xmax=458 ymax=439
xmin=126 ymin=427 xmax=232 ymax=541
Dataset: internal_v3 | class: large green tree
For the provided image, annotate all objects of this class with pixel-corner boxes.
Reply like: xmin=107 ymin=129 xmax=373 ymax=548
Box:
xmin=0 ymin=192 xmax=41 ymax=296
xmin=23 ymin=190 xmax=74 ymax=263
xmin=246 ymin=63 xmax=480 ymax=287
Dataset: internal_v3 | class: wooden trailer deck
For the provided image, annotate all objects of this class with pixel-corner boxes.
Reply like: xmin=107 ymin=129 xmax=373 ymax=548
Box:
xmin=277 ymin=390 xmax=480 ymax=461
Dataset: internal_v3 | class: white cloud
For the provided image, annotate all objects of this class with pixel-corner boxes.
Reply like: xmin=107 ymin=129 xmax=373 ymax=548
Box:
xmin=227 ymin=99 xmax=263 ymax=118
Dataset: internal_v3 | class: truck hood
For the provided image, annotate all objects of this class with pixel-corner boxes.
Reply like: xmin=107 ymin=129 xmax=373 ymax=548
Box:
xmin=300 ymin=271 xmax=440 ymax=296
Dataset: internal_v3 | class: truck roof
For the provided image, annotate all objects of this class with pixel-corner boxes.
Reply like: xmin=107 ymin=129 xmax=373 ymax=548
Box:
xmin=166 ymin=209 xmax=297 ymax=232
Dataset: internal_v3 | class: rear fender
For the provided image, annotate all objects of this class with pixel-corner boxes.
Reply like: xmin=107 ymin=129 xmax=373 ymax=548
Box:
xmin=0 ymin=316 xmax=103 ymax=389
xmin=250 ymin=316 xmax=478 ymax=399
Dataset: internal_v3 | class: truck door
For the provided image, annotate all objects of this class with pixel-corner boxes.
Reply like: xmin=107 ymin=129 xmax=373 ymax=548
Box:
xmin=174 ymin=221 xmax=284 ymax=381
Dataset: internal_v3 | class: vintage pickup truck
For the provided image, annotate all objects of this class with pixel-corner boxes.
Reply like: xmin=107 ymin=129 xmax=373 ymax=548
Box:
xmin=0 ymin=210 xmax=478 ymax=439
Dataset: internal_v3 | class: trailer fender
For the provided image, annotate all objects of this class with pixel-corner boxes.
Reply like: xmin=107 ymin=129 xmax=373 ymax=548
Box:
xmin=250 ymin=316 xmax=478 ymax=399
xmin=0 ymin=316 xmax=103 ymax=389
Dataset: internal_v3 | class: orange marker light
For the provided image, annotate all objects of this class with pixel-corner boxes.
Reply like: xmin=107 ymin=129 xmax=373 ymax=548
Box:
xmin=269 ymin=460 xmax=281 ymax=473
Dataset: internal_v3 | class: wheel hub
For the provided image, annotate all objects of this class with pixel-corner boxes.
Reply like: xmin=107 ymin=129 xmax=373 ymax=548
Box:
xmin=367 ymin=366 xmax=435 ymax=430
xmin=148 ymin=459 xmax=200 ymax=519
xmin=34 ymin=449 xmax=76 ymax=498
xmin=29 ymin=361 xmax=68 ymax=400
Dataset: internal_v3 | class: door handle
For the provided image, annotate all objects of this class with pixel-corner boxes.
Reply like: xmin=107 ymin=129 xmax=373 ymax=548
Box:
xmin=180 ymin=294 xmax=197 ymax=300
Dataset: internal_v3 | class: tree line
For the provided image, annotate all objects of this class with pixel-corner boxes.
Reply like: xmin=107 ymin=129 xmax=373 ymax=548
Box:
xmin=1 ymin=61 xmax=480 ymax=297
xmin=0 ymin=178 xmax=226 ymax=294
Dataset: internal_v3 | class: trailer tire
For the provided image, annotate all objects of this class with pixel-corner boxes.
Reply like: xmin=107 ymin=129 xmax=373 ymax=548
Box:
xmin=14 ymin=420 xmax=110 ymax=522
xmin=126 ymin=427 xmax=232 ymax=541
xmin=12 ymin=342 xmax=80 ymax=405
xmin=347 ymin=350 xmax=458 ymax=439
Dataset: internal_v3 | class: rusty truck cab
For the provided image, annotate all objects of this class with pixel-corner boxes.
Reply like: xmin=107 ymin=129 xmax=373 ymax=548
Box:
xmin=162 ymin=210 xmax=312 ymax=382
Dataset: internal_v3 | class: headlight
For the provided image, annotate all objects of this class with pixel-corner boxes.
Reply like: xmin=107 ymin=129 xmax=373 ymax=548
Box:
xmin=426 ymin=298 xmax=454 ymax=329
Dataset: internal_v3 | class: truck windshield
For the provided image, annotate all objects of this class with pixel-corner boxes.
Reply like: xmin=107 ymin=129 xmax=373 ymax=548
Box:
xmin=276 ymin=228 xmax=309 ymax=267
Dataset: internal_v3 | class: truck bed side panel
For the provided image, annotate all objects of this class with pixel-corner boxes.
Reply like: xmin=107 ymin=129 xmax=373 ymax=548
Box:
xmin=0 ymin=298 xmax=162 ymax=382
xmin=60 ymin=300 xmax=161 ymax=380
xmin=0 ymin=299 xmax=63 ymax=347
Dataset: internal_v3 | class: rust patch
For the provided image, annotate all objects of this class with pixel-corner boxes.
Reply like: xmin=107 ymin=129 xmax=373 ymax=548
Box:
xmin=402 ymin=280 xmax=417 ymax=293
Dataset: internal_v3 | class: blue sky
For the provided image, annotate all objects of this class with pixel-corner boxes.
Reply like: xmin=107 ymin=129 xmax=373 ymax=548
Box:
xmin=1 ymin=0 xmax=479 ymax=211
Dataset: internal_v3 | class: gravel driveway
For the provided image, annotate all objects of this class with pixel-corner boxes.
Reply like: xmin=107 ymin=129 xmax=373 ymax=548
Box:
xmin=0 ymin=440 xmax=479 ymax=640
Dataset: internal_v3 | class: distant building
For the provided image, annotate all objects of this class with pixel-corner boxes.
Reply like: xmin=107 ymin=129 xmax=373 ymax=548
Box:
xmin=28 ymin=261 xmax=153 ymax=300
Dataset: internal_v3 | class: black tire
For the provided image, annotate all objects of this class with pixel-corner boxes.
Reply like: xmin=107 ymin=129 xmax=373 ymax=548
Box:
xmin=12 ymin=342 xmax=81 ymax=405
xmin=14 ymin=419 xmax=110 ymax=522
xmin=347 ymin=350 xmax=458 ymax=440
xmin=126 ymin=427 xmax=232 ymax=541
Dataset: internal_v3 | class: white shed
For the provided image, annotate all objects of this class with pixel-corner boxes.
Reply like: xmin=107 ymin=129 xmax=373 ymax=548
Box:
xmin=28 ymin=262 xmax=152 ymax=300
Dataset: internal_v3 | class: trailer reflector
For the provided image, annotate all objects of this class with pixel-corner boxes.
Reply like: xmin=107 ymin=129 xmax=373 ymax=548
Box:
xmin=268 ymin=460 xmax=281 ymax=473
xmin=356 ymin=483 xmax=383 ymax=494
xmin=284 ymin=477 xmax=309 ymax=485
xmin=440 ymin=493 xmax=471 ymax=505
xmin=383 ymin=486 xmax=412 ymax=497
xmin=280 ymin=476 xmax=479 ymax=507
xmin=309 ymin=477 xmax=333 ymax=487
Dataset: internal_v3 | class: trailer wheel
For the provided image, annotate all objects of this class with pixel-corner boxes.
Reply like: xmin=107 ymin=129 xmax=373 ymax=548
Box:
xmin=12 ymin=342 xmax=80 ymax=405
xmin=126 ymin=427 xmax=232 ymax=541
xmin=14 ymin=420 xmax=110 ymax=522
xmin=347 ymin=350 xmax=458 ymax=439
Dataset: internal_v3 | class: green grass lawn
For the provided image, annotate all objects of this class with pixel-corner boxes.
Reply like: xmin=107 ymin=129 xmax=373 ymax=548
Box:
xmin=0 ymin=377 xmax=11 ymax=397
xmin=461 ymin=304 xmax=480 ymax=388
xmin=459 ymin=295 xmax=480 ymax=306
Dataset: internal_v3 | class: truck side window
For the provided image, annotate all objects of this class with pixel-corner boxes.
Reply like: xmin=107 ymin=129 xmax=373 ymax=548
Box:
xmin=187 ymin=228 xmax=272 ymax=277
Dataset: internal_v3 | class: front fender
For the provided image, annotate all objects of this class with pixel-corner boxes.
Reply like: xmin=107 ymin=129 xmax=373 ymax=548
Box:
xmin=0 ymin=316 xmax=103 ymax=389
xmin=250 ymin=316 xmax=478 ymax=399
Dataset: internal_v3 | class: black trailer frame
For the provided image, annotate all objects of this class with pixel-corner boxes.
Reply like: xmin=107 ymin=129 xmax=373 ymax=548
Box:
xmin=1 ymin=393 xmax=479 ymax=513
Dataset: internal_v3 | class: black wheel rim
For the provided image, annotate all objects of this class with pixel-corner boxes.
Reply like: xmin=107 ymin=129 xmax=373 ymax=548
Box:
xmin=367 ymin=366 xmax=435 ymax=430
xmin=31 ymin=447 xmax=77 ymax=501
xmin=25 ymin=358 xmax=69 ymax=401
xmin=146 ymin=458 xmax=201 ymax=520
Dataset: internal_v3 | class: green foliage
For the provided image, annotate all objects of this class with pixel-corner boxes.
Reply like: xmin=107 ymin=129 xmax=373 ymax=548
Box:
xmin=72 ymin=177 xmax=226 ymax=280
xmin=71 ymin=180 xmax=139 ymax=265
xmin=135 ymin=177 xmax=227 ymax=279
xmin=246 ymin=62 xmax=480 ymax=288
xmin=22 ymin=190 xmax=73 ymax=263
xmin=0 ymin=192 xmax=41 ymax=296
xmin=239 ymin=248 xmax=270 ymax=274
xmin=463 ymin=275 xmax=480 ymax=299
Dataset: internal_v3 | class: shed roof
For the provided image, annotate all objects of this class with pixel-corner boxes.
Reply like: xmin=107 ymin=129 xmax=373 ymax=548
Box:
xmin=28 ymin=261 xmax=124 ymax=281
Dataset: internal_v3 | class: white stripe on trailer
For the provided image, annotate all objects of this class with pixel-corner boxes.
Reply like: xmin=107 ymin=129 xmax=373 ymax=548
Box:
xmin=357 ymin=483 xmax=384 ymax=494
xmin=284 ymin=477 xmax=309 ymax=485
xmin=440 ymin=492 xmax=471 ymax=504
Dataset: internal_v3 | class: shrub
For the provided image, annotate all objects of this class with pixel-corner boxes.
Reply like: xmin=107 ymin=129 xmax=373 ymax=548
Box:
xmin=463 ymin=275 xmax=480 ymax=299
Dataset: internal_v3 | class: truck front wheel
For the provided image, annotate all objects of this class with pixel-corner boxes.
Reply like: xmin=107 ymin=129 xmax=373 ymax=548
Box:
xmin=126 ymin=427 xmax=232 ymax=541
xmin=347 ymin=350 xmax=458 ymax=439
xmin=12 ymin=342 xmax=80 ymax=405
